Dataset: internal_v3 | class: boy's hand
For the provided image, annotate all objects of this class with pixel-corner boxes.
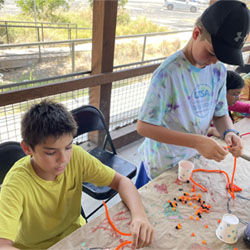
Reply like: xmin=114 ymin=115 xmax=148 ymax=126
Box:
xmin=224 ymin=132 xmax=243 ymax=157
xmin=195 ymin=136 xmax=228 ymax=162
xmin=130 ymin=216 xmax=154 ymax=249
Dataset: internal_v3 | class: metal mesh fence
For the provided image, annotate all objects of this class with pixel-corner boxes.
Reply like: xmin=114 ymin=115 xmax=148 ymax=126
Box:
xmin=0 ymin=89 xmax=89 ymax=143
xmin=110 ymin=73 xmax=151 ymax=130
xmin=0 ymin=58 xmax=165 ymax=144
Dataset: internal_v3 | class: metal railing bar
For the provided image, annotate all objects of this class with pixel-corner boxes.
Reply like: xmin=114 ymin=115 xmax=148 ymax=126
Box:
xmin=0 ymin=29 xmax=193 ymax=49
xmin=0 ymin=71 xmax=92 ymax=89
xmin=0 ymin=20 xmax=77 ymax=26
xmin=114 ymin=57 xmax=166 ymax=69
xmin=0 ymin=38 xmax=92 ymax=48
xmin=116 ymin=30 xmax=192 ymax=40
xmin=0 ymin=24 xmax=91 ymax=30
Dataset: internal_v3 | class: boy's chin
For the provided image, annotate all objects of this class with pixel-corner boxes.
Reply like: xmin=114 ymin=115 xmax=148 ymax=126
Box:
xmin=55 ymin=166 xmax=66 ymax=173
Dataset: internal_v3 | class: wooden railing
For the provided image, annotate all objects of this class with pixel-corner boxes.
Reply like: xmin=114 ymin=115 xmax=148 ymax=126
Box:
xmin=0 ymin=63 xmax=160 ymax=148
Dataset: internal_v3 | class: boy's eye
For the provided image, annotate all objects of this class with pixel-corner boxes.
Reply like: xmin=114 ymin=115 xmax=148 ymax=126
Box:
xmin=45 ymin=152 xmax=56 ymax=156
xmin=66 ymin=146 xmax=72 ymax=151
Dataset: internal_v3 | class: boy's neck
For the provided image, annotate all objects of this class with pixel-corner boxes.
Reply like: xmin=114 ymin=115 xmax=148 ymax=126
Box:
xmin=182 ymin=41 xmax=204 ymax=69
xmin=30 ymin=158 xmax=57 ymax=181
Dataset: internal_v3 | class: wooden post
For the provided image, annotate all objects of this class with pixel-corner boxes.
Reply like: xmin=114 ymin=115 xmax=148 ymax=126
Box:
xmin=89 ymin=0 xmax=118 ymax=145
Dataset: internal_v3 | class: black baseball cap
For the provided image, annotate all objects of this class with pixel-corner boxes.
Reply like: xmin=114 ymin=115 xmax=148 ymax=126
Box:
xmin=201 ymin=0 xmax=250 ymax=66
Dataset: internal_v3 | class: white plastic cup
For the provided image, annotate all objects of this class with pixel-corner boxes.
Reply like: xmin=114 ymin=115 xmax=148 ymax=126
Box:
xmin=216 ymin=213 xmax=239 ymax=244
xmin=177 ymin=160 xmax=194 ymax=182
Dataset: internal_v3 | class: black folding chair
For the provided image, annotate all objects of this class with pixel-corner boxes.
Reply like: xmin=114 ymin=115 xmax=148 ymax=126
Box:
xmin=71 ymin=105 xmax=137 ymax=221
xmin=235 ymin=64 xmax=250 ymax=74
xmin=0 ymin=141 xmax=26 ymax=184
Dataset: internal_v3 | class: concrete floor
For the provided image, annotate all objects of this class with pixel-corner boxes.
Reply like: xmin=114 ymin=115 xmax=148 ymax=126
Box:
xmin=81 ymin=138 xmax=144 ymax=222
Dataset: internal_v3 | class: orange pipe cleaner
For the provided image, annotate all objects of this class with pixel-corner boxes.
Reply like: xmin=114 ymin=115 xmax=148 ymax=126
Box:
xmin=103 ymin=201 xmax=133 ymax=250
xmin=190 ymin=131 xmax=250 ymax=199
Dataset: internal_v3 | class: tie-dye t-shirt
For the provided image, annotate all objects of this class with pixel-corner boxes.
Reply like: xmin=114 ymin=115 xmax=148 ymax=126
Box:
xmin=138 ymin=50 xmax=228 ymax=179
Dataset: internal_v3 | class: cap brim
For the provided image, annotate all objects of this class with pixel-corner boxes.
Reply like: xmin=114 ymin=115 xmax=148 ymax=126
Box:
xmin=211 ymin=36 xmax=245 ymax=67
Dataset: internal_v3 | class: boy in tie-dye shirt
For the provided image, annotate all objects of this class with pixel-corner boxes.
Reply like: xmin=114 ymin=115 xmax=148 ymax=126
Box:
xmin=136 ymin=0 xmax=247 ymax=185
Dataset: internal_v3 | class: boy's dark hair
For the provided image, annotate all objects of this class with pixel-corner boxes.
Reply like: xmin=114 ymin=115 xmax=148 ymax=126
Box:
xmin=226 ymin=70 xmax=245 ymax=90
xmin=21 ymin=99 xmax=77 ymax=149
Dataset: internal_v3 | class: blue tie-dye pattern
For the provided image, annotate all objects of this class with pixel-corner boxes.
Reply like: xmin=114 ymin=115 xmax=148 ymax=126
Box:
xmin=138 ymin=50 xmax=228 ymax=179
xmin=215 ymin=101 xmax=224 ymax=111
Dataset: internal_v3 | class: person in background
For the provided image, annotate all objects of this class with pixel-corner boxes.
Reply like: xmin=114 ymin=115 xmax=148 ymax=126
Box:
xmin=208 ymin=70 xmax=250 ymax=137
xmin=235 ymin=64 xmax=250 ymax=103
xmin=0 ymin=100 xmax=154 ymax=250
xmin=241 ymin=73 xmax=250 ymax=103
xmin=135 ymin=0 xmax=248 ymax=188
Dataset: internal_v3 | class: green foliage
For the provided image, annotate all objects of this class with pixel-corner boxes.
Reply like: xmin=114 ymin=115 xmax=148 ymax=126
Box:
xmin=116 ymin=16 xmax=168 ymax=36
xmin=0 ymin=7 xmax=168 ymax=42
xmin=15 ymin=0 xmax=73 ymax=22
xmin=116 ymin=9 xmax=130 ymax=25
xmin=0 ymin=0 xmax=4 ymax=9
xmin=88 ymin=0 xmax=128 ymax=9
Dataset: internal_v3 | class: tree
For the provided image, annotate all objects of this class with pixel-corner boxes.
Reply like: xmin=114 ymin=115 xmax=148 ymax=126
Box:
xmin=15 ymin=0 xmax=72 ymax=21
xmin=0 ymin=0 xmax=4 ymax=9
xmin=88 ymin=0 xmax=128 ymax=10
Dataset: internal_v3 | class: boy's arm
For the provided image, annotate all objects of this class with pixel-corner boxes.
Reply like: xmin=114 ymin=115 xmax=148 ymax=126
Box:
xmin=137 ymin=120 xmax=228 ymax=162
xmin=109 ymin=173 xmax=154 ymax=249
xmin=213 ymin=115 xmax=243 ymax=157
xmin=0 ymin=239 xmax=19 ymax=250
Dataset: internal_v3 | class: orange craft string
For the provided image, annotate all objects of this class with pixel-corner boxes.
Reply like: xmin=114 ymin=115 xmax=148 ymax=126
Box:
xmin=103 ymin=201 xmax=133 ymax=250
xmin=189 ymin=169 xmax=230 ymax=192
xmin=103 ymin=201 xmax=131 ymax=236
xmin=114 ymin=240 xmax=133 ymax=250
xmin=190 ymin=166 xmax=235 ymax=198
xmin=190 ymin=132 xmax=250 ymax=199
xmin=230 ymin=157 xmax=237 ymax=199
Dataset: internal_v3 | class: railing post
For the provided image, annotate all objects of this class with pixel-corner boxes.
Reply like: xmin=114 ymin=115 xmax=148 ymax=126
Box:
xmin=90 ymin=0 xmax=118 ymax=146
xmin=36 ymin=26 xmax=41 ymax=61
xmin=142 ymin=35 xmax=147 ymax=62
xmin=71 ymin=41 xmax=75 ymax=73
xmin=68 ymin=24 xmax=70 ymax=40
xmin=41 ymin=23 xmax=44 ymax=42
xmin=5 ymin=21 xmax=9 ymax=44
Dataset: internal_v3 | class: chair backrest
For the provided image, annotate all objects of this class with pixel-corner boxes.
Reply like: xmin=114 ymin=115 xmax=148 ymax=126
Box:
xmin=71 ymin=105 xmax=116 ymax=154
xmin=0 ymin=141 xmax=26 ymax=184
xmin=235 ymin=64 xmax=250 ymax=74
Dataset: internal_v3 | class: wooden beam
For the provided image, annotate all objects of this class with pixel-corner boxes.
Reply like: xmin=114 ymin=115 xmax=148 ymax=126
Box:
xmin=90 ymin=0 xmax=118 ymax=145
xmin=0 ymin=64 xmax=159 ymax=107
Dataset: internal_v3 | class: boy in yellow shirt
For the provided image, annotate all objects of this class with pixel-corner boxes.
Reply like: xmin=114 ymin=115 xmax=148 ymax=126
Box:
xmin=0 ymin=100 xmax=154 ymax=250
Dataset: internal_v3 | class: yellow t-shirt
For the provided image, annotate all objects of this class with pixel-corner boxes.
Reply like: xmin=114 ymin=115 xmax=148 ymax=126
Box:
xmin=0 ymin=145 xmax=115 ymax=249
xmin=241 ymin=73 xmax=250 ymax=101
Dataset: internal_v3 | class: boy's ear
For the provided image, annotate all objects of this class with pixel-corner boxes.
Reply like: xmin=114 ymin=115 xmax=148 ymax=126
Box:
xmin=20 ymin=140 xmax=33 ymax=156
xmin=193 ymin=26 xmax=201 ymax=40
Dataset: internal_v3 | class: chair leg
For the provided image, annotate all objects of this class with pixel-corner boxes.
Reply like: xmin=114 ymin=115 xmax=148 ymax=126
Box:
xmin=85 ymin=192 xmax=118 ymax=221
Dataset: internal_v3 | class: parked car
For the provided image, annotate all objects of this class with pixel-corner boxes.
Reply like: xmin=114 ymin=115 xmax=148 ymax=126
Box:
xmin=164 ymin=0 xmax=200 ymax=12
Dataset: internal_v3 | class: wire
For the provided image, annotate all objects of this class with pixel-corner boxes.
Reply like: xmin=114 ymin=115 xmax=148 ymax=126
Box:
xmin=190 ymin=169 xmax=230 ymax=192
xmin=190 ymin=132 xmax=250 ymax=199
xmin=114 ymin=241 xmax=133 ymax=250
xmin=230 ymin=157 xmax=237 ymax=199
xmin=103 ymin=201 xmax=131 ymax=236
xmin=103 ymin=201 xmax=133 ymax=250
